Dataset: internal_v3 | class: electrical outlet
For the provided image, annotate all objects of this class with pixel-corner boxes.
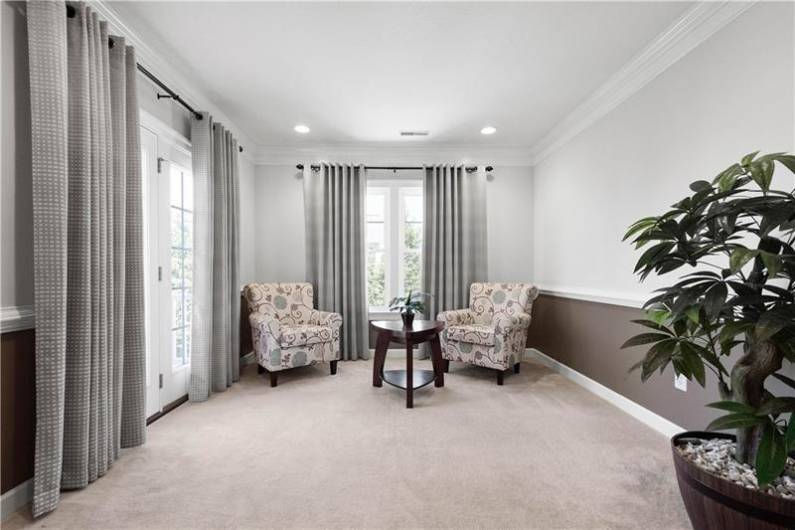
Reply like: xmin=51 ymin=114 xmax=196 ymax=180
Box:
xmin=674 ymin=373 xmax=688 ymax=392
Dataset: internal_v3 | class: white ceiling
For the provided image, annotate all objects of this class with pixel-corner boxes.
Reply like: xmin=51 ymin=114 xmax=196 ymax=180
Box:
xmin=112 ymin=1 xmax=692 ymax=149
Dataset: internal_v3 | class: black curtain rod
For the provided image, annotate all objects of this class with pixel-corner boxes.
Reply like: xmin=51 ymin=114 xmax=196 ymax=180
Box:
xmin=296 ymin=164 xmax=493 ymax=172
xmin=66 ymin=5 xmax=243 ymax=153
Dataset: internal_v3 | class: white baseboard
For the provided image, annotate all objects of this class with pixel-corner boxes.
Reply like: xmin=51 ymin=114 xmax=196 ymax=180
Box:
xmin=1 ymin=479 xmax=31 ymax=521
xmin=526 ymin=348 xmax=683 ymax=439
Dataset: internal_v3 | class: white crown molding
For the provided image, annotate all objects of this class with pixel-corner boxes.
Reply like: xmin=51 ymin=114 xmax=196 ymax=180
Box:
xmin=538 ymin=287 xmax=647 ymax=309
xmin=89 ymin=1 xmax=255 ymax=163
xmin=527 ymin=349 xmax=683 ymax=439
xmin=530 ymin=1 xmax=756 ymax=165
xmin=0 ymin=305 xmax=35 ymax=333
xmin=251 ymin=144 xmax=535 ymax=167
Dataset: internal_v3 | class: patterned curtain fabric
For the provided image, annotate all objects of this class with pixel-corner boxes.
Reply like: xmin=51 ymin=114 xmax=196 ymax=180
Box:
xmin=303 ymin=163 xmax=369 ymax=360
xmin=423 ymin=165 xmax=488 ymax=323
xmin=27 ymin=2 xmax=145 ymax=517
xmin=189 ymin=116 xmax=240 ymax=400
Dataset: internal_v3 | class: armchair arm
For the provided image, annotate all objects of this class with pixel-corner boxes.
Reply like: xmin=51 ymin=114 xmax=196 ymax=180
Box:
xmin=437 ymin=308 xmax=475 ymax=326
xmin=309 ymin=310 xmax=343 ymax=331
xmin=494 ymin=312 xmax=531 ymax=333
xmin=249 ymin=312 xmax=281 ymax=341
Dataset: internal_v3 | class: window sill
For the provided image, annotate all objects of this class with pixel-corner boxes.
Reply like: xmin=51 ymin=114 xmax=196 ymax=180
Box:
xmin=368 ymin=310 xmax=399 ymax=321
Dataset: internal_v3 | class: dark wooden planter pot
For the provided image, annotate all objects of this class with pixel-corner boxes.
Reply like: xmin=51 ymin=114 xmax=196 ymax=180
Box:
xmin=671 ymin=431 xmax=795 ymax=530
xmin=401 ymin=312 xmax=415 ymax=328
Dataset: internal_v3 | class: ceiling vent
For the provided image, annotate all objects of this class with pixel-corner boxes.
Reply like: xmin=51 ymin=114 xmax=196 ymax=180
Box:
xmin=400 ymin=130 xmax=429 ymax=137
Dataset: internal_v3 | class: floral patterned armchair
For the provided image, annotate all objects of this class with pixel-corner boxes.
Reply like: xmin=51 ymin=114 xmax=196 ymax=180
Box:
xmin=437 ymin=283 xmax=539 ymax=385
xmin=243 ymin=282 xmax=342 ymax=387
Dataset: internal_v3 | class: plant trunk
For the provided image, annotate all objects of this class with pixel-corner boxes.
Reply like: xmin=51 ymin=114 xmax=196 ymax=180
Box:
xmin=729 ymin=335 xmax=783 ymax=465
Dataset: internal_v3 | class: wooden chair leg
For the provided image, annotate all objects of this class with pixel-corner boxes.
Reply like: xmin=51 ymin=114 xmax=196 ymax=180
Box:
xmin=330 ymin=360 xmax=338 ymax=375
xmin=443 ymin=359 xmax=450 ymax=373
xmin=514 ymin=363 xmax=520 ymax=374
xmin=257 ymin=364 xmax=265 ymax=374
xmin=497 ymin=369 xmax=505 ymax=386
xmin=269 ymin=371 xmax=278 ymax=387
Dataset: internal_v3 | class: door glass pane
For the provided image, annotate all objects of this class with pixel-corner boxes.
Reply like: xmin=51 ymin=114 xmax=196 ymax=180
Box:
xmin=169 ymin=164 xmax=193 ymax=369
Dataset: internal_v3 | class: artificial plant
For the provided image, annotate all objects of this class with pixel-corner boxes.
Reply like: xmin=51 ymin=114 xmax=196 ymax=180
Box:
xmin=389 ymin=290 xmax=431 ymax=315
xmin=623 ymin=151 xmax=795 ymax=486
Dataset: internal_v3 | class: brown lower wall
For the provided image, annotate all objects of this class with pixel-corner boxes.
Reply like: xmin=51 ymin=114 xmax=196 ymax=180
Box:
xmin=1 ymin=328 xmax=35 ymax=494
xmin=526 ymin=294 xmax=723 ymax=431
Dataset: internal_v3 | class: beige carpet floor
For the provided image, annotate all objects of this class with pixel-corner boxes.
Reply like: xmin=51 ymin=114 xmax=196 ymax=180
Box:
xmin=6 ymin=358 xmax=690 ymax=529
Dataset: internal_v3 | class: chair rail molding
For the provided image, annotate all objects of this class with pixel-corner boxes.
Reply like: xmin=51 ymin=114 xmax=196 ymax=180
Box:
xmin=0 ymin=305 xmax=35 ymax=333
xmin=529 ymin=1 xmax=756 ymax=164
xmin=538 ymin=286 xmax=648 ymax=309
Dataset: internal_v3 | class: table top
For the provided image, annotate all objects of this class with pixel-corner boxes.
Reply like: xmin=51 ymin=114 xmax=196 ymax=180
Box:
xmin=370 ymin=319 xmax=445 ymax=338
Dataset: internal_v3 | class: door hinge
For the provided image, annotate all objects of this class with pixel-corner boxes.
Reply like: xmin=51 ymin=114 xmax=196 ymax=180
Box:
xmin=157 ymin=157 xmax=165 ymax=174
xmin=159 ymin=373 xmax=163 ymax=389
xmin=158 ymin=266 xmax=162 ymax=282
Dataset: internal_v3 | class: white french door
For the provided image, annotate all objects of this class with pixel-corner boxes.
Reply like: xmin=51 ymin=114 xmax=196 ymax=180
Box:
xmin=141 ymin=114 xmax=193 ymax=419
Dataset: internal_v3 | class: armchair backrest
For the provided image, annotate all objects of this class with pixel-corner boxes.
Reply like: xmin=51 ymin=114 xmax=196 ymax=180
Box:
xmin=469 ymin=283 xmax=539 ymax=324
xmin=243 ymin=283 xmax=315 ymax=325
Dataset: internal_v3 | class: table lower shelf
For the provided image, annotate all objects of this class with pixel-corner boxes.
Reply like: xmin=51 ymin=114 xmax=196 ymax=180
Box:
xmin=381 ymin=369 xmax=436 ymax=390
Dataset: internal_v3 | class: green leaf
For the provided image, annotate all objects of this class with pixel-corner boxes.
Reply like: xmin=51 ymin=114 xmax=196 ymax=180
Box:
xmin=760 ymin=251 xmax=782 ymax=278
xmin=757 ymin=397 xmax=795 ymax=416
xmin=704 ymin=283 xmax=727 ymax=319
xmin=621 ymin=333 xmax=671 ymax=348
xmin=756 ymin=311 xmax=790 ymax=342
xmin=640 ymin=339 xmax=677 ymax=381
xmin=680 ymin=343 xmax=706 ymax=387
xmin=755 ymin=422 xmax=787 ymax=487
xmin=623 ymin=217 xmax=658 ymax=241
xmin=775 ymin=154 xmax=795 ymax=174
xmin=706 ymin=413 xmax=766 ymax=431
xmin=786 ymin=415 xmax=795 ymax=452
xmin=706 ymin=400 xmax=755 ymax=414
xmin=630 ymin=318 xmax=673 ymax=334
xmin=750 ymin=160 xmax=774 ymax=191
xmin=689 ymin=180 xmax=713 ymax=193
xmin=741 ymin=151 xmax=760 ymax=166
xmin=729 ymin=248 xmax=758 ymax=273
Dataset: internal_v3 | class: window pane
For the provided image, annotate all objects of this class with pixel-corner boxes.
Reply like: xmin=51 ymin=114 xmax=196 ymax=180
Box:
xmin=172 ymin=288 xmax=184 ymax=328
xmin=403 ymin=252 xmax=422 ymax=294
xmin=367 ymin=250 xmax=386 ymax=307
xmin=172 ymin=328 xmax=185 ymax=367
xmin=184 ymin=289 xmax=192 ymax=326
xmin=169 ymin=166 xmax=182 ymax=207
xmin=404 ymin=193 xmax=422 ymax=223
xmin=404 ymin=222 xmax=422 ymax=251
xmin=171 ymin=248 xmax=184 ymax=288
xmin=366 ymin=191 xmax=385 ymax=222
xmin=366 ymin=222 xmax=385 ymax=249
xmin=183 ymin=213 xmax=193 ymax=249
xmin=170 ymin=207 xmax=183 ymax=248
xmin=182 ymin=170 xmax=193 ymax=211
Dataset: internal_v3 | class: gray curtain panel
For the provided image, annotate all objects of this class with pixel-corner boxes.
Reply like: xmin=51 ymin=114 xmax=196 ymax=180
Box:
xmin=304 ymin=163 xmax=369 ymax=360
xmin=423 ymin=165 xmax=488 ymax=322
xmin=189 ymin=116 xmax=241 ymax=400
xmin=27 ymin=2 xmax=146 ymax=517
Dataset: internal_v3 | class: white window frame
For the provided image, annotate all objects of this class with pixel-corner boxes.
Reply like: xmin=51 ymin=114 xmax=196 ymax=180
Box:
xmin=366 ymin=179 xmax=423 ymax=314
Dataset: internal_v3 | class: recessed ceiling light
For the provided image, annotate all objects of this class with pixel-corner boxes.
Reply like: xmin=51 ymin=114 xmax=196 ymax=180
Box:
xmin=294 ymin=124 xmax=310 ymax=134
xmin=480 ymin=126 xmax=497 ymax=135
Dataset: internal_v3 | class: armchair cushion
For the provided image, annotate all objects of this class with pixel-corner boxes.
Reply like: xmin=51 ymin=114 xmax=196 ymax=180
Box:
xmin=279 ymin=324 xmax=339 ymax=348
xmin=447 ymin=324 xmax=495 ymax=346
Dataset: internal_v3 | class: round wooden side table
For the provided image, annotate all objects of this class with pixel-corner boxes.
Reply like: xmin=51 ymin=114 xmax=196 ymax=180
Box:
xmin=370 ymin=320 xmax=446 ymax=409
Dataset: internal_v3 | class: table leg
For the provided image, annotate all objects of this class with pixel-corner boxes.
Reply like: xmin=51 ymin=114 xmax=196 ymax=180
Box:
xmin=372 ymin=331 xmax=390 ymax=387
xmin=430 ymin=335 xmax=444 ymax=388
xmin=406 ymin=339 xmax=413 ymax=409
